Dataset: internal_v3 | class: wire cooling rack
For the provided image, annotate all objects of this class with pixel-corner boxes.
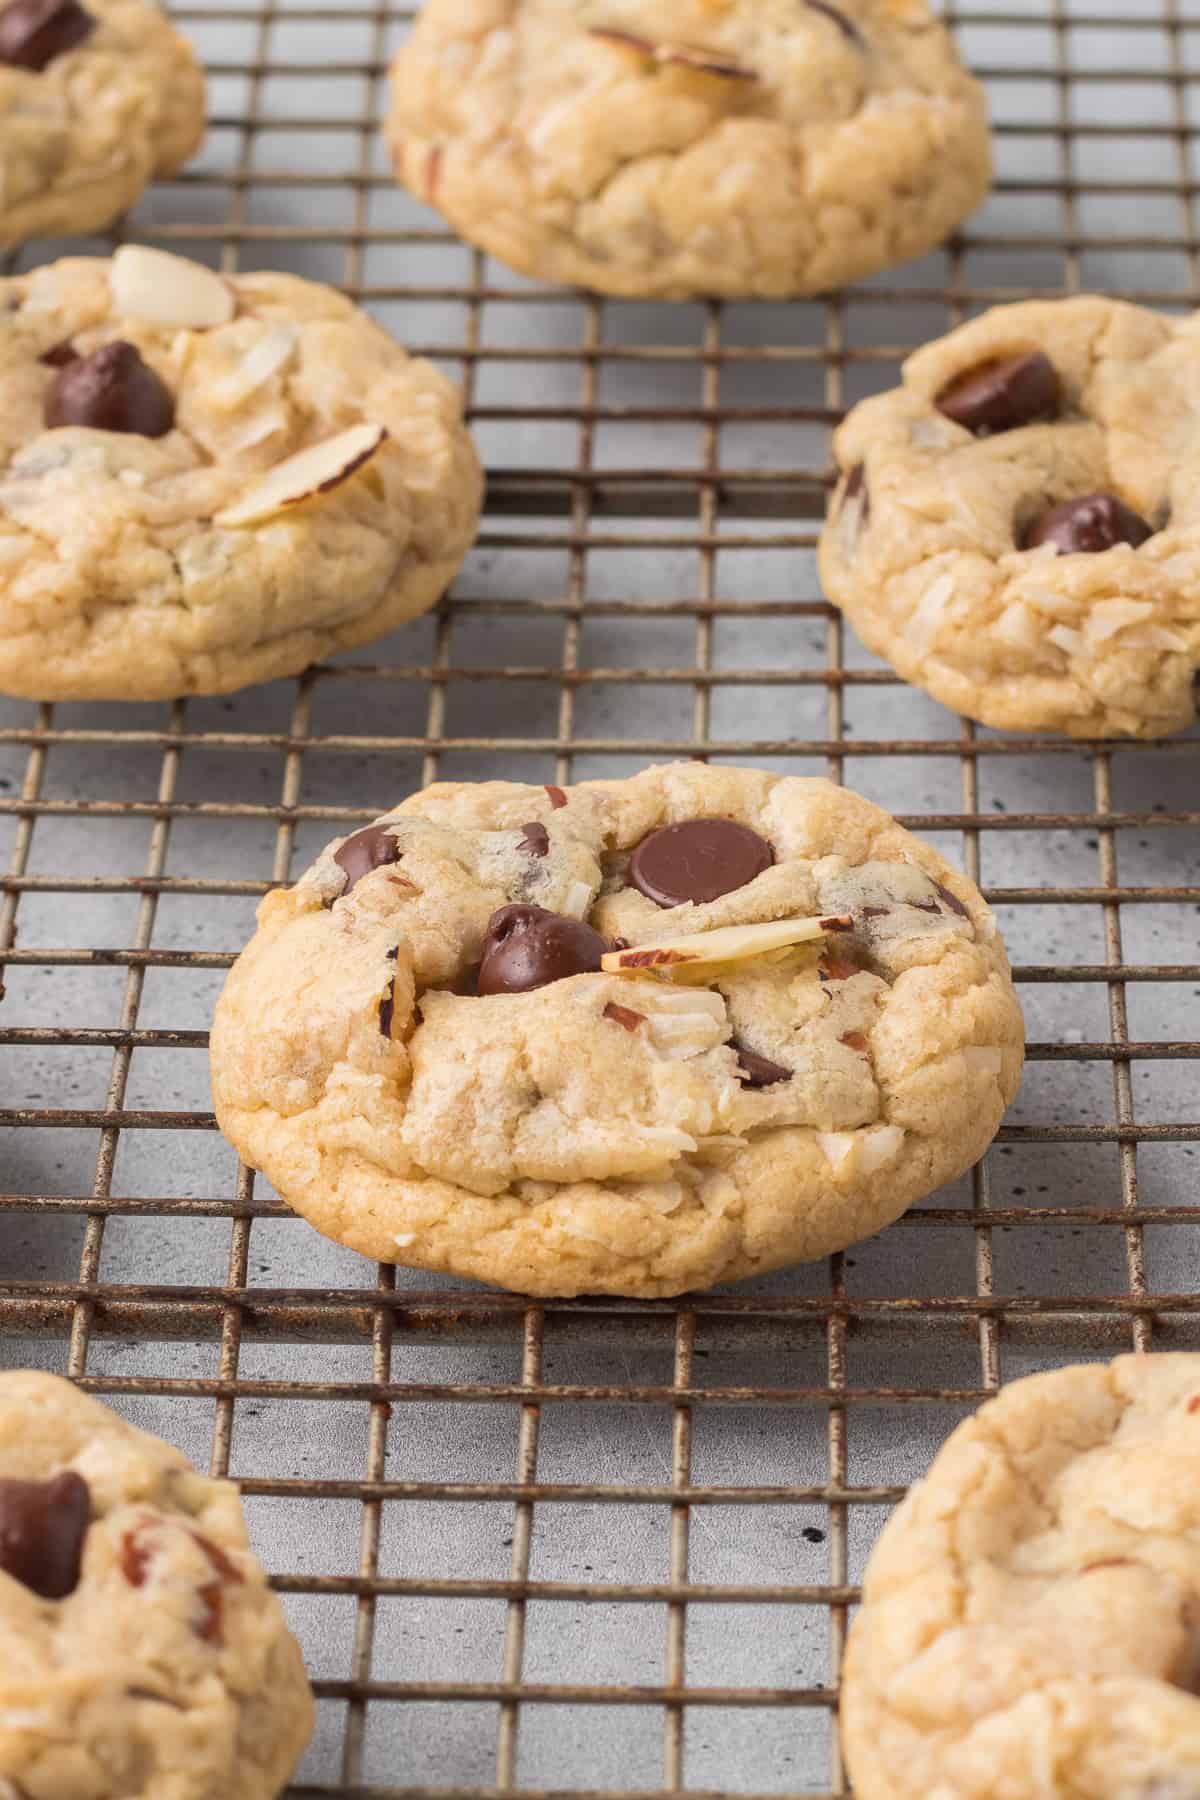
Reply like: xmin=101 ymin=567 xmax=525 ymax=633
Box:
xmin=3 ymin=1 xmax=1200 ymax=1793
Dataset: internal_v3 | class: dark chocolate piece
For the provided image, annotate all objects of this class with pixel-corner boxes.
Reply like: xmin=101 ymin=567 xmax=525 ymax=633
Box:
xmin=334 ymin=824 xmax=401 ymax=893
xmin=0 ymin=0 xmax=95 ymax=70
xmin=936 ymin=351 xmax=1059 ymax=436
xmin=734 ymin=1045 xmax=792 ymax=1088
xmin=477 ymin=904 xmax=605 ymax=995
xmin=44 ymin=341 xmax=174 ymax=438
xmin=0 ymin=1470 xmax=90 ymax=1599
xmin=630 ymin=818 xmax=773 ymax=909
xmin=1021 ymin=492 xmax=1153 ymax=555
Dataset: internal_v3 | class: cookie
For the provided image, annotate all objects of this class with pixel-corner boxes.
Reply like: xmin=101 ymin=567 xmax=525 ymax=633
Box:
xmin=210 ymin=762 xmax=1024 ymax=1298
xmin=819 ymin=296 xmax=1200 ymax=739
xmin=0 ymin=247 xmax=483 ymax=700
xmin=841 ymin=1354 xmax=1200 ymax=1800
xmin=386 ymin=0 xmax=991 ymax=300
xmin=0 ymin=0 xmax=206 ymax=247
xmin=0 ymin=1370 xmax=313 ymax=1798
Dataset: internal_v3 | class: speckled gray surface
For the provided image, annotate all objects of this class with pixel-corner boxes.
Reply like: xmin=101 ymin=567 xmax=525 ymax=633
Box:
xmin=3 ymin=2 xmax=1200 ymax=1793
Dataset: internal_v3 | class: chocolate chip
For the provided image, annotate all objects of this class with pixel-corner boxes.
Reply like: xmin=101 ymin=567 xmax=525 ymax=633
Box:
xmin=630 ymin=818 xmax=773 ymax=909
xmin=38 ymin=339 xmax=77 ymax=369
xmin=819 ymin=914 xmax=855 ymax=932
xmin=805 ymin=0 xmax=862 ymax=44
xmin=936 ymin=350 xmax=1059 ymax=437
xmin=44 ymin=341 xmax=174 ymax=438
xmin=334 ymin=823 xmax=401 ymax=893
xmin=860 ymin=904 xmax=890 ymax=920
xmin=932 ymin=879 xmax=970 ymax=919
xmin=477 ymin=904 xmax=606 ymax=995
xmin=603 ymin=1001 xmax=645 ymax=1032
xmin=840 ymin=1030 xmax=869 ymax=1052
xmin=379 ymin=981 xmax=396 ymax=1039
xmin=0 ymin=1470 xmax=90 ymax=1599
xmin=1021 ymin=492 xmax=1153 ymax=555
xmin=544 ymin=785 xmax=567 ymax=810
xmin=734 ymin=1045 xmax=792 ymax=1088
xmin=0 ymin=0 xmax=95 ymax=69
xmin=842 ymin=461 xmax=869 ymax=524
xmin=519 ymin=821 xmax=550 ymax=858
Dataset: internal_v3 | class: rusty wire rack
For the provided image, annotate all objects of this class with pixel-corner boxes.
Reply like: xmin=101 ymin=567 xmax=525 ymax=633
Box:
xmin=3 ymin=0 xmax=1200 ymax=1793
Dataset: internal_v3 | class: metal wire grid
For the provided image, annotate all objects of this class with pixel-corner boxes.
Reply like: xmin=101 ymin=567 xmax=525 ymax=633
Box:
xmin=2 ymin=0 xmax=1200 ymax=1793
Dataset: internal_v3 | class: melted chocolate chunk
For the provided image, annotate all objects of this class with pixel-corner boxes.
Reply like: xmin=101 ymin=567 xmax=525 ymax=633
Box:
xmin=334 ymin=823 xmax=401 ymax=893
xmin=544 ymin=785 xmax=567 ymax=810
xmin=519 ymin=821 xmax=550 ymax=858
xmin=805 ymin=0 xmax=861 ymax=43
xmin=630 ymin=818 xmax=773 ymax=909
xmin=0 ymin=0 xmax=95 ymax=69
xmin=734 ymin=1045 xmax=792 ymax=1088
xmin=45 ymin=341 xmax=174 ymax=438
xmin=0 ymin=1470 xmax=90 ymax=1599
xmin=842 ymin=460 xmax=869 ymax=525
xmin=379 ymin=981 xmax=397 ymax=1039
xmin=38 ymin=339 xmax=77 ymax=369
xmin=1021 ymin=492 xmax=1153 ymax=555
xmin=477 ymin=904 xmax=605 ymax=995
xmin=936 ymin=350 xmax=1059 ymax=437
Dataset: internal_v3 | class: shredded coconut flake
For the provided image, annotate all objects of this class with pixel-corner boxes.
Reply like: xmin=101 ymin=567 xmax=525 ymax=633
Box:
xmin=213 ymin=324 xmax=299 ymax=407
xmin=816 ymin=1131 xmax=855 ymax=1171
xmin=1126 ymin=624 xmax=1190 ymax=652
xmin=228 ymin=409 xmax=289 ymax=454
xmin=858 ymin=1124 xmax=905 ymax=1175
xmin=562 ymin=880 xmax=593 ymax=919
xmin=902 ymin=573 xmax=954 ymax=649
xmin=1048 ymin=624 xmax=1084 ymax=657
xmin=993 ymin=601 xmax=1044 ymax=653
xmin=1084 ymin=599 xmax=1155 ymax=645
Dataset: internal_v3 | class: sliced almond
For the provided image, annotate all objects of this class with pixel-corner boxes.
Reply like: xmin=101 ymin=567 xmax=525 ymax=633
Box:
xmin=110 ymin=246 xmax=236 ymax=330
xmin=657 ymin=41 xmax=756 ymax=79
xmin=213 ymin=423 xmax=388 ymax=529
xmin=588 ymin=26 xmax=655 ymax=57
xmin=601 ymin=915 xmax=832 ymax=976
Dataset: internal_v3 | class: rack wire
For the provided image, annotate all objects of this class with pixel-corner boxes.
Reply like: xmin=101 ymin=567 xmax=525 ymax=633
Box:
xmin=3 ymin=0 xmax=1200 ymax=1792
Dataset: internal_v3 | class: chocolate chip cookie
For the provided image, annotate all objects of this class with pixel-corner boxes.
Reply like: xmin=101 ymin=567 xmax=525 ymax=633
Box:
xmin=386 ymin=0 xmax=991 ymax=299
xmin=0 ymin=0 xmax=206 ymax=247
xmin=819 ymin=296 xmax=1200 ymax=738
xmin=0 ymin=248 xmax=483 ymax=700
xmin=210 ymin=762 xmax=1024 ymax=1298
xmin=0 ymin=1370 xmax=313 ymax=1798
xmin=842 ymin=1353 xmax=1200 ymax=1799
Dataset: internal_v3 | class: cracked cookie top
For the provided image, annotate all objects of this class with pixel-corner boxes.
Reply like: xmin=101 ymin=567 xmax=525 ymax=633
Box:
xmin=0 ymin=1371 xmax=313 ymax=1800
xmin=0 ymin=0 xmax=206 ymax=247
xmin=0 ymin=248 xmax=483 ymax=701
xmin=842 ymin=1354 xmax=1200 ymax=1800
xmin=819 ymin=295 xmax=1200 ymax=739
xmin=386 ymin=0 xmax=991 ymax=299
xmin=210 ymin=762 xmax=1024 ymax=1298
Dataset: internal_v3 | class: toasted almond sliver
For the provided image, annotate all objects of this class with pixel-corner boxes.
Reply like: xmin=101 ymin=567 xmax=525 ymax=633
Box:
xmin=601 ymin=915 xmax=831 ymax=975
xmin=657 ymin=42 xmax=756 ymax=79
xmin=213 ymin=423 xmax=388 ymax=529
xmin=109 ymin=246 xmax=236 ymax=330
